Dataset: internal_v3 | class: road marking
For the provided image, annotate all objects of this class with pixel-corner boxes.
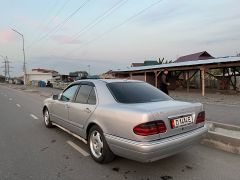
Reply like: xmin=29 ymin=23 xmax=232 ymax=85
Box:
xmin=16 ymin=104 xmax=21 ymax=108
xmin=4 ymin=94 xmax=7 ymax=97
xmin=9 ymin=98 xmax=12 ymax=101
xmin=30 ymin=114 xmax=39 ymax=120
xmin=67 ymin=140 xmax=89 ymax=157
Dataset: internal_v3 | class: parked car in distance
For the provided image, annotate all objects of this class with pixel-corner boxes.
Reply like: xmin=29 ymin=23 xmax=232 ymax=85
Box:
xmin=43 ymin=79 xmax=207 ymax=163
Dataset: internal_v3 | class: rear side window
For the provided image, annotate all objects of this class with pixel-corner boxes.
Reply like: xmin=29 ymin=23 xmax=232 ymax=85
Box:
xmin=107 ymin=82 xmax=171 ymax=104
xmin=88 ymin=89 xmax=96 ymax=105
xmin=75 ymin=85 xmax=96 ymax=105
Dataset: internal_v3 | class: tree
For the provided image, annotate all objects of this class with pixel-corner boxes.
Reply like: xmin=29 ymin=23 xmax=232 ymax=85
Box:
xmin=158 ymin=57 xmax=173 ymax=64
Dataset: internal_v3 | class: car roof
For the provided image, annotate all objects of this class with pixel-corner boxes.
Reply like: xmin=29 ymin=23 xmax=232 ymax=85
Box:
xmin=75 ymin=79 xmax=142 ymax=84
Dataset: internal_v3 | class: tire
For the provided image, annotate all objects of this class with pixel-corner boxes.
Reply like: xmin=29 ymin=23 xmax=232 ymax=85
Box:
xmin=88 ymin=125 xmax=115 ymax=163
xmin=43 ymin=108 xmax=54 ymax=128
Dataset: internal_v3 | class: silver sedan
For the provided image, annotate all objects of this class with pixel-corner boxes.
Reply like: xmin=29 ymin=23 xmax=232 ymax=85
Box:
xmin=43 ymin=79 xmax=207 ymax=163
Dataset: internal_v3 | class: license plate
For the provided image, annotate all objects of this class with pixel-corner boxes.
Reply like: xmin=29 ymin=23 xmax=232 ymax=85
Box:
xmin=171 ymin=115 xmax=193 ymax=129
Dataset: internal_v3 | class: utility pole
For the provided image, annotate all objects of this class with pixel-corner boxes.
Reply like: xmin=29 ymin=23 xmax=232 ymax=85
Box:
xmin=1 ymin=55 xmax=13 ymax=82
xmin=12 ymin=28 xmax=26 ymax=84
xmin=1 ymin=56 xmax=7 ymax=82
xmin=6 ymin=56 xmax=12 ymax=80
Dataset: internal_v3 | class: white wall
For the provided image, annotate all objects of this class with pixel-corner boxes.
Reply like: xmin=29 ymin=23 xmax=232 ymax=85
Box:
xmin=27 ymin=74 xmax=52 ymax=83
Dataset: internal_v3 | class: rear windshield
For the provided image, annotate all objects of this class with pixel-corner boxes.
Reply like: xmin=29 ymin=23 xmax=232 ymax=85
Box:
xmin=107 ymin=82 xmax=171 ymax=103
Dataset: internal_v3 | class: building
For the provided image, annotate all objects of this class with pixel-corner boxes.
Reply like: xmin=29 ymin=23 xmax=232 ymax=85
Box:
xmin=175 ymin=51 xmax=214 ymax=63
xmin=131 ymin=60 xmax=159 ymax=67
xmin=109 ymin=53 xmax=240 ymax=96
xmin=32 ymin=68 xmax=59 ymax=77
xmin=69 ymin=71 xmax=88 ymax=81
xmin=25 ymin=70 xmax=53 ymax=84
xmin=131 ymin=63 xmax=144 ymax=67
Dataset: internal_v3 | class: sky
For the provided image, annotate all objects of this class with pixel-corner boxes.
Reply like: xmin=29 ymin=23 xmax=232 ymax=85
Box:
xmin=0 ymin=0 xmax=239 ymax=76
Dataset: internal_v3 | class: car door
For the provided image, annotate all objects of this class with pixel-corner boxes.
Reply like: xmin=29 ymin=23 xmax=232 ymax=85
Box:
xmin=51 ymin=84 xmax=79 ymax=126
xmin=68 ymin=83 xmax=97 ymax=136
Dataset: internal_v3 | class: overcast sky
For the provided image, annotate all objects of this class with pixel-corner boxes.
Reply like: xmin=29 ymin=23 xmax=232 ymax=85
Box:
xmin=0 ymin=0 xmax=239 ymax=76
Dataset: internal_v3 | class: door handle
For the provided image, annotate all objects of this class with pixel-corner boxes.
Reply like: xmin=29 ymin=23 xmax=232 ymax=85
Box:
xmin=84 ymin=108 xmax=91 ymax=113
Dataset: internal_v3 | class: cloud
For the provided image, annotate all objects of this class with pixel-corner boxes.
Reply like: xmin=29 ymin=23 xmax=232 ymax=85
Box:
xmin=0 ymin=29 xmax=18 ymax=43
xmin=51 ymin=35 xmax=82 ymax=44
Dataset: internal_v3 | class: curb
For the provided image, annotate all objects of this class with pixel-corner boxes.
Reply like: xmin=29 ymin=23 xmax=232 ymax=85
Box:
xmin=201 ymin=121 xmax=240 ymax=154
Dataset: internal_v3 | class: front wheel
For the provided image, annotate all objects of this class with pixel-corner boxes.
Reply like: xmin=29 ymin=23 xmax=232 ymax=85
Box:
xmin=88 ymin=125 xmax=115 ymax=163
xmin=43 ymin=108 xmax=54 ymax=128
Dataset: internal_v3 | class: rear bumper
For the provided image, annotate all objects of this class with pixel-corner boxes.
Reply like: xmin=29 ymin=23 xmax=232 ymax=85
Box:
xmin=105 ymin=125 xmax=208 ymax=162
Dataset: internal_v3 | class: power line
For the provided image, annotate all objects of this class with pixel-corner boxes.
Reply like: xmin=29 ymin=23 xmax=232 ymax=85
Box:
xmin=29 ymin=0 xmax=60 ymax=42
xmin=70 ymin=0 xmax=128 ymax=41
xmin=44 ymin=0 xmax=72 ymax=30
xmin=27 ymin=0 xmax=90 ymax=49
xmin=63 ymin=0 xmax=164 ymax=57
xmin=48 ymin=0 xmax=127 ymax=54
xmin=27 ymin=0 xmax=72 ymax=48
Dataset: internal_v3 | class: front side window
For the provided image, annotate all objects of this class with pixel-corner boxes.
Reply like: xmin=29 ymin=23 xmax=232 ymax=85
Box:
xmin=61 ymin=85 xmax=79 ymax=102
xmin=75 ymin=85 xmax=96 ymax=104
xmin=107 ymin=82 xmax=171 ymax=103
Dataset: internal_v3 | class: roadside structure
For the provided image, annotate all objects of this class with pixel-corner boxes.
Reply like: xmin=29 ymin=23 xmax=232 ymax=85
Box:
xmin=0 ymin=75 xmax=5 ymax=82
xmin=24 ymin=70 xmax=53 ymax=84
xmin=109 ymin=52 xmax=240 ymax=96
xmin=175 ymin=51 xmax=214 ymax=63
xmin=32 ymin=68 xmax=59 ymax=77
xmin=69 ymin=71 xmax=88 ymax=81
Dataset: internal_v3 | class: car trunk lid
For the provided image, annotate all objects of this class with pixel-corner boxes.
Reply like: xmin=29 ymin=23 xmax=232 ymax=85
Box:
xmin=128 ymin=100 xmax=204 ymax=140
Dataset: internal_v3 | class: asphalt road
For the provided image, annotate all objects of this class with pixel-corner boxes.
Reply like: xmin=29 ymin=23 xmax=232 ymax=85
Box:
xmin=0 ymin=84 xmax=240 ymax=180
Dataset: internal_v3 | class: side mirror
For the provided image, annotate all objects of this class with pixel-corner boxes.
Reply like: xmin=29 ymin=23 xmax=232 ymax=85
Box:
xmin=53 ymin=94 xmax=59 ymax=100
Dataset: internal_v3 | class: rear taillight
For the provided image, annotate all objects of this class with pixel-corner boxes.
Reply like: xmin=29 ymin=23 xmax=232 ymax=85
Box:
xmin=196 ymin=111 xmax=205 ymax=124
xmin=133 ymin=120 xmax=167 ymax=136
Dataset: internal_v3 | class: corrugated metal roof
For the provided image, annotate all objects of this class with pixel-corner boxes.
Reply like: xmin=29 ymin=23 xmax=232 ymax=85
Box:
xmin=112 ymin=56 xmax=240 ymax=73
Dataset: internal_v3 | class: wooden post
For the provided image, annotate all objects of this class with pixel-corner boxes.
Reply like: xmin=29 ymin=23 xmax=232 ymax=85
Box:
xmin=154 ymin=71 xmax=161 ymax=88
xmin=186 ymin=71 xmax=190 ymax=92
xmin=200 ymin=68 xmax=205 ymax=96
xmin=154 ymin=71 xmax=158 ymax=87
xmin=233 ymin=68 xmax=237 ymax=91
xmin=144 ymin=72 xmax=147 ymax=82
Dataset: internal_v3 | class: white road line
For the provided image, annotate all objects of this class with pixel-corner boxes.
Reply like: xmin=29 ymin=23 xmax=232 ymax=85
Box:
xmin=67 ymin=140 xmax=89 ymax=157
xmin=30 ymin=114 xmax=39 ymax=120
xmin=16 ymin=104 xmax=21 ymax=108
xmin=9 ymin=98 xmax=12 ymax=101
xmin=4 ymin=94 xmax=7 ymax=97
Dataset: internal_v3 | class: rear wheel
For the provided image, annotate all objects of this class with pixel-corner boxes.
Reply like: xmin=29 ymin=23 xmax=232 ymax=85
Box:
xmin=88 ymin=125 xmax=115 ymax=163
xmin=43 ymin=108 xmax=53 ymax=128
